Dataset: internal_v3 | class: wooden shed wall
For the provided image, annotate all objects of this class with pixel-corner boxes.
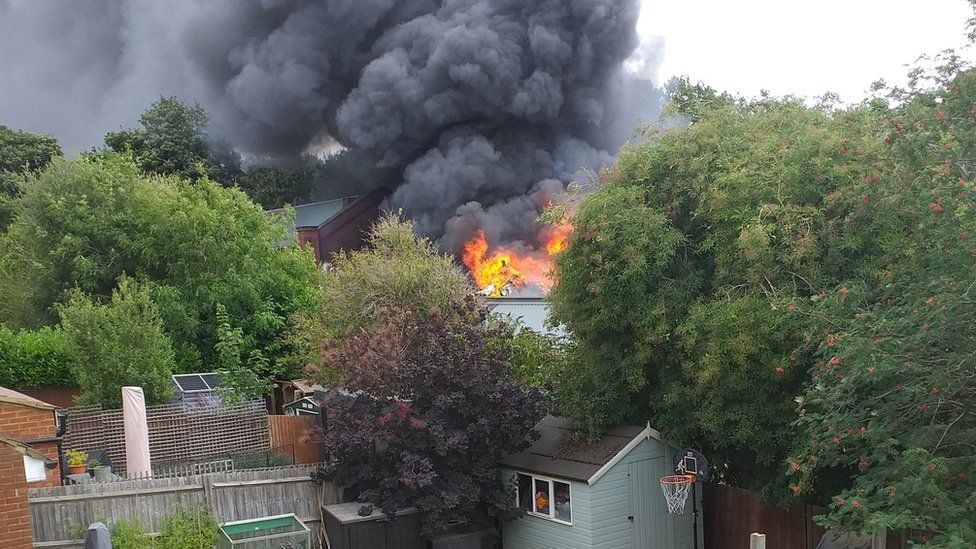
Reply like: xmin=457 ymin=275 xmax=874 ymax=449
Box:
xmin=500 ymin=470 xmax=593 ymax=548
xmin=501 ymin=437 xmax=704 ymax=549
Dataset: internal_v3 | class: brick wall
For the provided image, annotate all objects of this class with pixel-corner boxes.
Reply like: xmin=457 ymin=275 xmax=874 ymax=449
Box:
xmin=0 ymin=400 xmax=61 ymax=548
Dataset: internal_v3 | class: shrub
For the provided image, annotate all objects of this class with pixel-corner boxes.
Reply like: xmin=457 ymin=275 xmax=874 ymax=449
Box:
xmin=156 ymin=506 xmax=219 ymax=549
xmin=0 ymin=325 xmax=75 ymax=388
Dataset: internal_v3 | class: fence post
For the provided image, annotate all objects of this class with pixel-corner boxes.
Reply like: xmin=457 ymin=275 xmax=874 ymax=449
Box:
xmin=750 ymin=533 xmax=766 ymax=549
xmin=203 ymin=473 xmax=216 ymax=520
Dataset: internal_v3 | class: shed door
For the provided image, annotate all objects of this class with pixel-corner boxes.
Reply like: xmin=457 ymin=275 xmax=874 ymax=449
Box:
xmin=630 ymin=458 xmax=666 ymax=549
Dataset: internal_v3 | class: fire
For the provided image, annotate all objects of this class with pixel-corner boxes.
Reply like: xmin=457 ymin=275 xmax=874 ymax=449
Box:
xmin=543 ymin=220 xmax=572 ymax=255
xmin=461 ymin=221 xmax=572 ymax=296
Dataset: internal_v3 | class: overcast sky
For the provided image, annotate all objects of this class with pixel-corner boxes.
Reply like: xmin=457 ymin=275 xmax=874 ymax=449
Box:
xmin=637 ymin=0 xmax=975 ymax=101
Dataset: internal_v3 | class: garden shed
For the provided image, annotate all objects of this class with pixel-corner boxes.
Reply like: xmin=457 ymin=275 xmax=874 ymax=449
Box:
xmin=499 ymin=416 xmax=703 ymax=549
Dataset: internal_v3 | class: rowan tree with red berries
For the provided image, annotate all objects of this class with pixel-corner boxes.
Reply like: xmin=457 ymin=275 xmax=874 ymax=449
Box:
xmin=788 ymin=62 xmax=976 ymax=546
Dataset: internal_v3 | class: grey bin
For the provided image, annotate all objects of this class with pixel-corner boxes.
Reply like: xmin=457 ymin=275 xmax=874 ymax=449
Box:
xmin=218 ymin=514 xmax=311 ymax=549
xmin=323 ymin=502 xmax=423 ymax=549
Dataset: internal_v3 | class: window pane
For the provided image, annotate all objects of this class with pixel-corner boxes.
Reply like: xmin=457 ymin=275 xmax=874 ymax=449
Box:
xmin=517 ymin=474 xmax=532 ymax=512
xmin=553 ymin=480 xmax=571 ymax=522
xmin=534 ymin=478 xmax=551 ymax=515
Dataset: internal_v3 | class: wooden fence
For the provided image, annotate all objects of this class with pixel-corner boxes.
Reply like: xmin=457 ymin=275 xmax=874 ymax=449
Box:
xmin=268 ymin=415 xmax=322 ymax=464
xmin=28 ymin=464 xmax=338 ymax=548
xmin=62 ymin=400 xmax=269 ymax=470
xmin=703 ymin=484 xmax=906 ymax=549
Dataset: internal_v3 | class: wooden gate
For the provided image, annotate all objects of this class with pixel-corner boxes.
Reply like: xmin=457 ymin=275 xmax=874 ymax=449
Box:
xmin=268 ymin=415 xmax=322 ymax=464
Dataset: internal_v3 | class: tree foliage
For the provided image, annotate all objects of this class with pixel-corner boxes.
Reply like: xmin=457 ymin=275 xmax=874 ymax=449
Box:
xmin=0 ymin=124 xmax=62 ymax=175
xmin=0 ymin=124 xmax=62 ymax=229
xmin=294 ymin=213 xmax=474 ymax=369
xmin=549 ymin=93 xmax=883 ymax=496
xmin=313 ymin=298 xmax=546 ymax=534
xmin=104 ymin=97 xmax=235 ymax=181
xmin=0 ymin=153 xmax=322 ymax=378
xmin=551 ymin=47 xmax=976 ymax=543
xmin=233 ymin=165 xmax=314 ymax=209
xmin=787 ymin=65 xmax=976 ymax=546
xmin=59 ymin=277 xmax=175 ymax=408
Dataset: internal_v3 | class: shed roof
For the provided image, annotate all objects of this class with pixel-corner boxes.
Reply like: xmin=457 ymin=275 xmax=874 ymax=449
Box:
xmin=486 ymin=297 xmax=566 ymax=338
xmin=0 ymin=386 xmax=57 ymax=411
xmin=499 ymin=415 xmax=660 ymax=485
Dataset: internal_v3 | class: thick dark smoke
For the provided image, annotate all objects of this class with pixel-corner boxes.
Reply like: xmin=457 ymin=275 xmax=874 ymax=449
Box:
xmin=0 ymin=0 xmax=664 ymax=255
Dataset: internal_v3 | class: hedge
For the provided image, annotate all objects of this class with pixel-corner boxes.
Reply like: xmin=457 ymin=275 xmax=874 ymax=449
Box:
xmin=0 ymin=326 xmax=77 ymax=388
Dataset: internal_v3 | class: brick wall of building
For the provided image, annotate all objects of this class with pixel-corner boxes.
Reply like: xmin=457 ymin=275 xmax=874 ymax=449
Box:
xmin=0 ymin=398 xmax=61 ymax=548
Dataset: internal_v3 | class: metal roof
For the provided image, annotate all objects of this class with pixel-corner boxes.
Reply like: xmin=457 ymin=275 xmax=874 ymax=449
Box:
xmin=268 ymin=197 xmax=353 ymax=230
xmin=486 ymin=297 xmax=567 ymax=338
xmin=499 ymin=416 xmax=656 ymax=484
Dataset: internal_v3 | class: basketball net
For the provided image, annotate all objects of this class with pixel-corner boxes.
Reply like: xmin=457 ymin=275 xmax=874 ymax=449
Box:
xmin=660 ymin=474 xmax=695 ymax=514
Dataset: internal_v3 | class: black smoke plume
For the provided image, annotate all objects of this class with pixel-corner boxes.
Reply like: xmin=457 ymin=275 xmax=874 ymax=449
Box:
xmin=0 ymin=0 xmax=664 ymax=262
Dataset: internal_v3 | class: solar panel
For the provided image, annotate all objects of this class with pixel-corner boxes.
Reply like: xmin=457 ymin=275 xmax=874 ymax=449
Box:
xmin=173 ymin=374 xmax=208 ymax=392
xmin=201 ymin=374 xmax=220 ymax=390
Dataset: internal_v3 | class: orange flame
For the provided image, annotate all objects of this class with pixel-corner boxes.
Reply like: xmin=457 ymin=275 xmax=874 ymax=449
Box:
xmin=462 ymin=221 xmax=572 ymax=295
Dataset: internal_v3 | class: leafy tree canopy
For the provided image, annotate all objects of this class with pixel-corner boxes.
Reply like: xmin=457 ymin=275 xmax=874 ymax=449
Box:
xmin=549 ymin=88 xmax=884 ymax=497
xmin=313 ymin=298 xmax=546 ymax=534
xmin=0 ymin=153 xmax=322 ymax=380
xmin=104 ymin=96 xmax=238 ymax=182
xmin=59 ymin=277 xmax=175 ymax=408
xmin=787 ymin=64 xmax=976 ymax=546
xmin=0 ymin=124 xmax=62 ymax=175
xmin=294 ymin=214 xmax=475 ymax=367
xmin=0 ymin=124 xmax=63 ymax=229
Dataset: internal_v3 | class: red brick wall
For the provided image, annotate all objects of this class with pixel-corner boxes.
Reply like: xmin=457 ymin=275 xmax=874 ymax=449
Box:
xmin=0 ymin=444 xmax=34 ymax=549
xmin=0 ymin=401 xmax=62 ymax=548
xmin=17 ymin=386 xmax=81 ymax=409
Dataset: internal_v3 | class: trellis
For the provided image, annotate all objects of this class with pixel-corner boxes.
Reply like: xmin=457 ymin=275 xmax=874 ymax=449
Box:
xmin=62 ymin=400 xmax=269 ymax=471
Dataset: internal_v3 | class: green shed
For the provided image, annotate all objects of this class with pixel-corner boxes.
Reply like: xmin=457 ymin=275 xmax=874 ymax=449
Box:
xmin=499 ymin=416 xmax=703 ymax=549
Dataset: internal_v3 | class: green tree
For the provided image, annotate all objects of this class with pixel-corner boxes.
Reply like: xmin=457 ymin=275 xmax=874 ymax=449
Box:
xmin=0 ymin=153 xmax=322 ymax=378
xmin=0 ymin=124 xmax=62 ymax=229
xmin=105 ymin=97 xmax=236 ymax=181
xmin=548 ymin=92 xmax=883 ymax=496
xmin=233 ymin=165 xmax=313 ymax=209
xmin=292 ymin=213 xmax=475 ymax=378
xmin=788 ymin=65 xmax=976 ymax=547
xmin=298 ymin=213 xmax=474 ymax=351
xmin=59 ymin=278 xmax=175 ymax=408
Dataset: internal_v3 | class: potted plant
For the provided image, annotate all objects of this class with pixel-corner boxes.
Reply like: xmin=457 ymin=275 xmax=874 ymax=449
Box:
xmin=89 ymin=457 xmax=112 ymax=481
xmin=65 ymin=449 xmax=89 ymax=475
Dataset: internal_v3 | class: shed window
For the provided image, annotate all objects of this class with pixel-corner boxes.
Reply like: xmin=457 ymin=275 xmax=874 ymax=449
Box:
xmin=515 ymin=472 xmax=572 ymax=525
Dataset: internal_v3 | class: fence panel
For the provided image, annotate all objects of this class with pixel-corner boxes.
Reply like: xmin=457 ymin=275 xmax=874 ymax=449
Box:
xmin=268 ymin=415 xmax=322 ymax=464
xmin=62 ymin=400 xmax=269 ymax=470
xmin=27 ymin=464 xmax=337 ymax=548
xmin=702 ymin=484 xmax=907 ymax=549
xmin=702 ymin=483 xmax=825 ymax=549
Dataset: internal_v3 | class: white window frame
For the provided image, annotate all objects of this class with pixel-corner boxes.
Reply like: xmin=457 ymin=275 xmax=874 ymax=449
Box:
xmin=514 ymin=471 xmax=573 ymax=525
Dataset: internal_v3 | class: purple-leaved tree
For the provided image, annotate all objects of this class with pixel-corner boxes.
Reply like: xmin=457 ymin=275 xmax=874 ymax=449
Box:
xmin=312 ymin=297 xmax=546 ymax=534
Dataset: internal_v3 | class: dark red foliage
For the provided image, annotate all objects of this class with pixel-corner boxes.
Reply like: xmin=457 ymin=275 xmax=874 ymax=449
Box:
xmin=313 ymin=297 xmax=546 ymax=534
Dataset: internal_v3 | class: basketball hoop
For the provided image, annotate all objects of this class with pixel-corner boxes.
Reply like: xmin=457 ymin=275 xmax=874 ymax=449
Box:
xmin=660 ymin=474 xmax=695 ymax=514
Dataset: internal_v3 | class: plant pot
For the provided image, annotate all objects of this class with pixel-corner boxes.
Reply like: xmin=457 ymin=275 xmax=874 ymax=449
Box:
xmin=68 ymin=465 xmax=87 ymax=475
xmin=93 ymin=465 xmax=112 ymax=481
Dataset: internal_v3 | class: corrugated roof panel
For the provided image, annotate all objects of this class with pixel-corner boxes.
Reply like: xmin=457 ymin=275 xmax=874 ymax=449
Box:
xmin=486 ymin=297 xmax=567 ymax=338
